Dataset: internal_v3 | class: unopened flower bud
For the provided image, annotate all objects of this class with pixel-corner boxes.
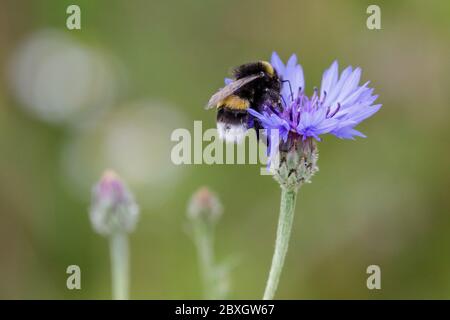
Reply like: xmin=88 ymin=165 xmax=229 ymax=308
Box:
xmin=89 ymin=170 xmax=139 ymax=236
xmin=272 ymin=137 xmax=319 ymax=190
xmin=188 ymin=187 xmax=223 ymax=223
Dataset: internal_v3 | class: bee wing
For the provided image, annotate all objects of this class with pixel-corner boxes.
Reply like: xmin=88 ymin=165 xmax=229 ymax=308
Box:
xmin=206 ymin=74 xmax=262 ymax=109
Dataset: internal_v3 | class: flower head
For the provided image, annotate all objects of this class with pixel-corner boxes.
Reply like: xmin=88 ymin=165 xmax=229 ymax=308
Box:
xmin=248 ymin=52 xmax=381 ymax=144
xmin=247 ymin=53 xmax=381 ymax=189
xmin=89 ymin=170 xmax=139 ymax=236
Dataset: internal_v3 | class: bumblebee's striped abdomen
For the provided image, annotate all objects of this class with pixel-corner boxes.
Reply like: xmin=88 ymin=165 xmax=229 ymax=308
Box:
xmin=216 ymin=107 xmax=249 ymax=143
xmin=217 ymin=95 xmax=250 ymax=110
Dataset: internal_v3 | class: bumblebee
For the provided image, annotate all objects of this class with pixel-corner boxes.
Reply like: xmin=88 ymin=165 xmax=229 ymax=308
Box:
xmin=207 ymin=61 xmax=281 ymax=143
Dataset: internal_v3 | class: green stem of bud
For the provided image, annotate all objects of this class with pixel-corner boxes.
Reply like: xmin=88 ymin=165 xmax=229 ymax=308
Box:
xmin=109 ymin=232 xmax=129 ymax=300
xmin=263 ymin=187 xmax=298 ymax=300
xmin=192 ymin=219 xmax=217 ymax=299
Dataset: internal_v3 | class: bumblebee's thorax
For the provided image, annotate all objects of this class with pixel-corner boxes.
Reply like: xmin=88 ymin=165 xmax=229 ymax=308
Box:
xmin=232 ymin=61 xmax=281 ymax=106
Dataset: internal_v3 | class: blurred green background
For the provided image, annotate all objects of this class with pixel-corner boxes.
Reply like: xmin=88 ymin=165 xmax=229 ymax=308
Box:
xmin=1 ymin=0 xmax=449 ymax=299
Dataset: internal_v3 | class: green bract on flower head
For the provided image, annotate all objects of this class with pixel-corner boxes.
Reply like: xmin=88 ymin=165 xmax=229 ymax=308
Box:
xmin=272 ymin=137 xmax=319 ymax=190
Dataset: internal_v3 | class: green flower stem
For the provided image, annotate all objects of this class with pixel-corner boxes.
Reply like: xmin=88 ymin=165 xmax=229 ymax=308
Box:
xmin=263 ymin=187 xmax=298 ymax=300
xmin=109 ymin=232 xmax=129 ymax=300
xmin=192 ymin=220 xmax=216 ymax=299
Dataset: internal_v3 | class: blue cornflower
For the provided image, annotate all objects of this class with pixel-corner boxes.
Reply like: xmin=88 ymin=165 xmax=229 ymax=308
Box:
xmin=248 ymin=52 xmax=381 ymax=144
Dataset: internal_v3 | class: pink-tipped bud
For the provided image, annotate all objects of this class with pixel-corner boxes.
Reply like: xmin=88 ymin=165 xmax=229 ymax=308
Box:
xmin=188 ymin=187 xmax=223 ymax=223
xmin=89 ymin=170 xmax=139 ymax=236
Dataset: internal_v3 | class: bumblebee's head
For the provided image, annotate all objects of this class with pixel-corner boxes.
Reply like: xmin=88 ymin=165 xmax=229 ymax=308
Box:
xmin=260 ymin=61 xmax=281 ymax=92
xmin=260 ymin=61 xmax=275 ymax=78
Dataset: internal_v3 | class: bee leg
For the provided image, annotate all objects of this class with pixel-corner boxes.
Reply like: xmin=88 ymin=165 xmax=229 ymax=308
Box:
xmin=281 ymin=79 xmax=294 ymax=102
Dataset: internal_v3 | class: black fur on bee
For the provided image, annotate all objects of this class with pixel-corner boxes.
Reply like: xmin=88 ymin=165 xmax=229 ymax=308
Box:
xmin=207 ymin=61 xmax=282 ymax=143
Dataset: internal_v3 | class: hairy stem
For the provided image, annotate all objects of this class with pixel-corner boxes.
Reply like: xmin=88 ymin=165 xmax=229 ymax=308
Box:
xmin=193 ymin=220 xmax=216 ymax=299
xmin=263 ymin=187 xmax=297 ymax=300
xmin=110 ymin=232 xmax=129 ymax=300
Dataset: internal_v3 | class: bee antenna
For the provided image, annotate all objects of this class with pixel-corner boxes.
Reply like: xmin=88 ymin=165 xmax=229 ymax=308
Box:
xmin=281 ymin=79 xmax=294 ymax=102
xmin=280 ymin=95 xmax=288 ymax=109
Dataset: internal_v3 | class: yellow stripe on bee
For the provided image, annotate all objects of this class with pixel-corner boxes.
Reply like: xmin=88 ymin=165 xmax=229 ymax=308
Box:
xmin=217 ymin=95 xmax=250 ymax=110
xmin=260 ymin=61 xmax=275 ymax=77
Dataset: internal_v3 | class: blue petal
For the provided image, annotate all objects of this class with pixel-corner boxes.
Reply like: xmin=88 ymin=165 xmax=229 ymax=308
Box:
xmin=332 ymin=127 xmax=366 ymax=139
xmin=286 ymin=54 xmax=298 ymax=69
xmin=348 ymin=104 xmax=382 ymax=124
xmin=320 ymin=60 xmax=338 ymax=99
xmin=271 ymin=52 xmax=285 ymax=76
xmin=324 ymin=66 xmax=352 ymax=106
xmin=336 ymin=67 xmax=362 ymax=102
